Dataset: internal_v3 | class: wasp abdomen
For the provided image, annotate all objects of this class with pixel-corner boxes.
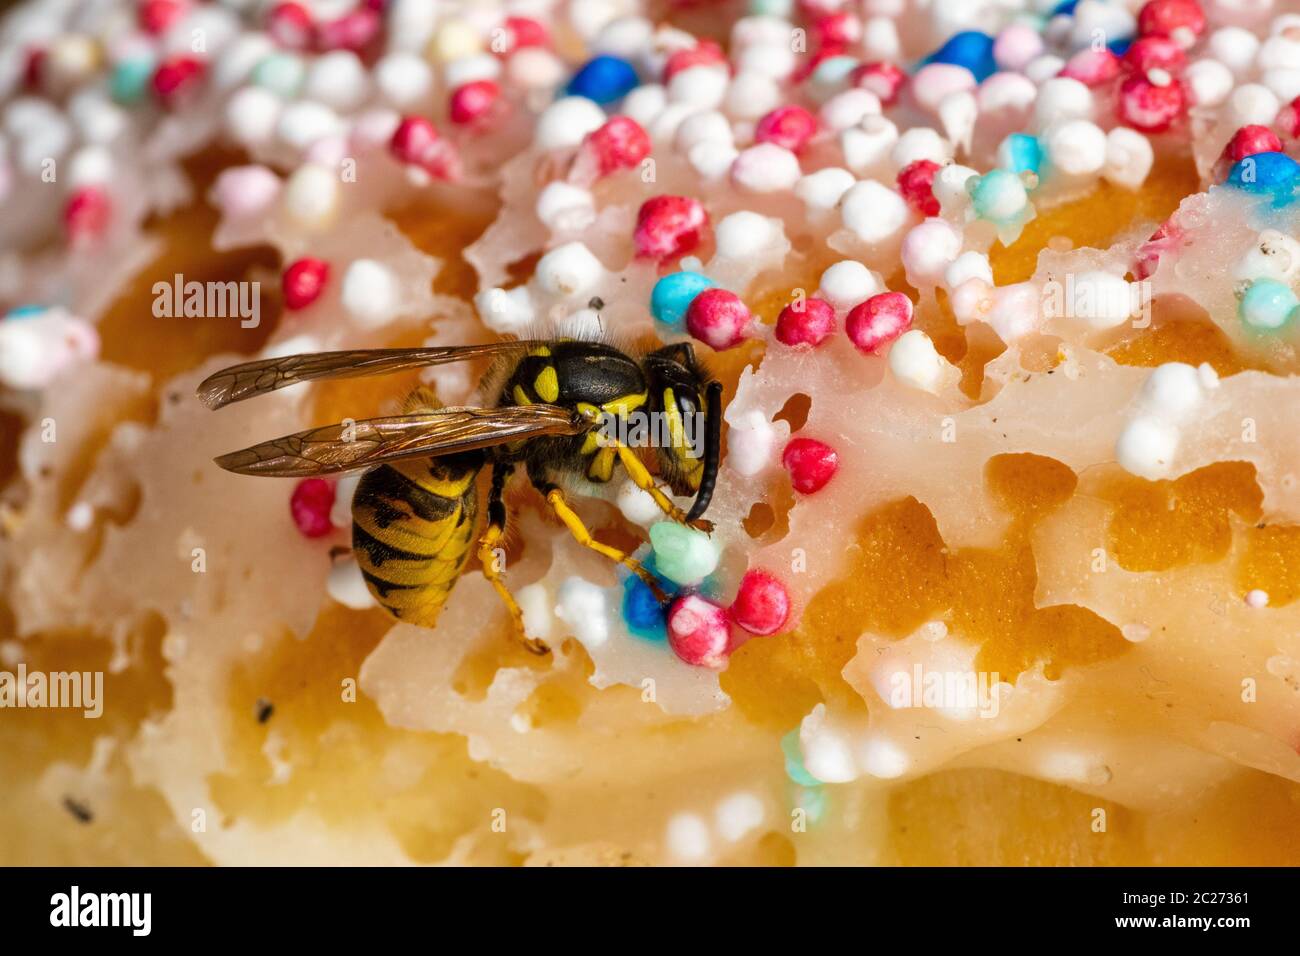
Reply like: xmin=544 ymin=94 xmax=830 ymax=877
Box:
xmin=351 ymin=452 xmax=484 ymax=626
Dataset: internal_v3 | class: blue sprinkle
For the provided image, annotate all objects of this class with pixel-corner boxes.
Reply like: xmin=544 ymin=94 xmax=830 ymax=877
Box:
xmin=4 ymin=304 xmax=46 ymax=320
xmin=923 ymin=30 xmax=997 ymax=83
xmin=1052 ymin=0 xmax=1079 ymax=16
xmin=999 ymin=133 xmax=1043 ymax=175
xmin=1225 ymin=151 xmax=1300 ymax=205
xmin=781 ymin=729 xmax=822 ymax=787
xmin=1107 ymin=37 xmax=1132 ymax=56
xmin=566 ymin=55 xmax=639 ymax=104
xmin=620 ymin=555 xmax=676 ymax=642
xmin=650 ymin=271 xmax=715 ymax=329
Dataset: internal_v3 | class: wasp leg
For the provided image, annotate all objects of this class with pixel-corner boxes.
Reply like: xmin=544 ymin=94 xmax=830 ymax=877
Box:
xmin=527 ymin=463 xmax=670 ymax=603
xmin=610 ymin=442 xmax=713 ymax=532
xmin=478 ymin=462 xmax=549 ymax=656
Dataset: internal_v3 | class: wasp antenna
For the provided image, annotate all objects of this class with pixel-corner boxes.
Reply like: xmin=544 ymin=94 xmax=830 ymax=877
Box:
xmin=685 ymin=381 xmax=723 ymax=523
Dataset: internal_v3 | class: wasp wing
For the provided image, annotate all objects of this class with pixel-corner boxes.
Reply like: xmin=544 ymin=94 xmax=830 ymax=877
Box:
xmin=213 ymin=405 xmax=586 ymax=477
xmin=197 ymin=343 xmax=546 ymax=410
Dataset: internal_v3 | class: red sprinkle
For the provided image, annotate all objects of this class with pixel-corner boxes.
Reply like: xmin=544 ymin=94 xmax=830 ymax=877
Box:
xmin=1221 ymin=124 xmax=1283 ymax=164
xmin=782 ymin=438 xmax=838 ymax=494
xmin=390 ymin=116 xmax=458 ymax=178
xmin=578 ymin=116 xmax=652 ymax=178
xmin=851 ymin=61 xmax=906 ymax=106
xmin=64 ymin=186 xmax=112 ymax=242
xmin=316 ymin=8 xmax=380 ymax=53
xmin=449 ymin=80 xmax=501 ymax=125
xmin=896 ymin=159 xmax=942 ymax=216
xmin=1123 ymin=34 xmax=1186 ymax=75
xmin=775 ymin=297 xmax=836 ymax=347
xmin=1276 ymin=95 xmax=1300 ymax=139
xmin=139 ymin=0 xmax=185 ymax=35
xmin=754 ymin=105 xmax=818 ymax=153
xmin=633 ymin=195 xmax=707 ymax=260
xmin=1117 ymin=73 xmax=1185 ymax=132
xmin=663 ymin=40 xmax=726 ymax=83
xmin=152 ymin=55 xmax=205 ymax=106
xmin=282 ymin=258 xmax=330 ymax=310
xmin=1060 ymin=48 xmax=1121 ymax=86
xmin=504 ymin=16 xmax=549 ymax=52
xmin=22 ymin=47 xmax=44 ymax=90
xmin=685 ymin=288 xmax=751 ymax=350
xmin=290 ymin=478 xmax=336 ymax=538
xmin=1136 ymin=0 xmax=1206 ymax=45
xmin=729 ymin=569 xmax=792 ymax=637
xmin=846 ymin=292 xmax=913 ymax=354
xmin=666 ymin=594 xmax=732 ymax=669
xmin=265 ymin=2 xmax=314 ymax=50
xmin=814 ymin=13 xmax=861 ymax=47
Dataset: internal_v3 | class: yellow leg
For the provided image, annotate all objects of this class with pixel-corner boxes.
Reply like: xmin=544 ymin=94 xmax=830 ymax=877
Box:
xmin=546 ymin=490 xmax=670 ymax=603
xmin=478 ymin=523 xmax=549 ymax=656
xmin=612 ymin=443 xmax=712 ymax=532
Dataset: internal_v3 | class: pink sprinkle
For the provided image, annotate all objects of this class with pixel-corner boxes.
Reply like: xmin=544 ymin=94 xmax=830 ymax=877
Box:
xmin=1060 ymin=48 xmax=1121 ymax=86
xmin=782 ymin=438 xmax=838 ymax=494
xmin=291 ymin=478 xmax=336 ymax=538
xmin=449 ymin=80 xmax=501 ymax=126
xmin=1117 ymin=73 xmax=1185 ymax=132
xmin=266 ymin=2 xmax=314 ymax=51
xmin=667 ymin=594 xmax=731 ymax=669
xmin=896 ymin=159 xmax=941 ymax=216
xmin=754 ymin=105 xmax=818 ymax=154
xmin=1137 ymin=0 xmax=1205 ymax=44
xmin=775 ymin=297 xmax=836 ymax=347
xmin=729 ymin=569 xmax=792 ymax=637
xmin=152 ymin=55 xmax=204 ymax=107
xmin=663 ymin=40 xmax=726 ymax=83
xmin=846 ymin=292 xmax=913 ymax=353
xmin=139 ymin=0 xmax=185 ymax=35
xmin=212 ymin=165 xmax=281 ymax=218
xmin=283 ymin=258 xmax=330 ymax=310
xmin=578 ymin=116 xmax=651 ymax=178
xmin=992 ymin=24 xmax=1044 ymax=72
xmin=633 ymin=195 xmax=707 ymax=261
xmin=1123 ymin=35 xmax=1186 ymax=75
xmin=1133 ymin=216 xmax=1183 ymax=280
xmin=686 ymin=288 xmax=751 ymax=351
xmin=504 ymin=16 xmax=550 ymax=52
xmin=64 ymin=186 xmax=111 ymax=243
xmin=851 ymin=62 xmax=905 ymax=106
xmin=1279 ymin=95 xmax=1300 ymax=139
xmin=316 ymin=8 xmax=380 ymax=53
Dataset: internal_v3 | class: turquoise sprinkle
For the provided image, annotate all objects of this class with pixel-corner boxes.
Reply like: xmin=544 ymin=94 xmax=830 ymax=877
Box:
xmin=1239 ymin=278 xmax=1298 ymax=331
xmin=649 ymin=521 xmax=718 ymax=586
xmin=650 ymin=271 xmax=714 ymax=329
xmin=4 ymin=304 xmax=46 ymax=320
xmin=252 ymin=53 xmax=305 ymax=98
xmin=781 ymin=729 xmax=821 ymax=787
xmin=999 ymin=133 xmax=1043 ymax=175
xmin=110 ymin=58 xmax=154 ymax=105
xmin=748 ymin=0 xmax=794 ymax=15
xmin=810 ymin=55 xmax=859 ymax=88
xmin=969 ymin=168 xmax=1027 ymax=222
xmin=794 ymin=785 xmax=828 ymax=826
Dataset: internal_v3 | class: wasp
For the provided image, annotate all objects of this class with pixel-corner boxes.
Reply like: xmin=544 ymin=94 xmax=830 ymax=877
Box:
xmin=197 ymin=338 xmax=723 ymax=655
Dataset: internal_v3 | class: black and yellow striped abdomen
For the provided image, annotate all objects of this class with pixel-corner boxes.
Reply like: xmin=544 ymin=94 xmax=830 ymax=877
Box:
xmin=351 ymin=452 xmax=484 ymax=626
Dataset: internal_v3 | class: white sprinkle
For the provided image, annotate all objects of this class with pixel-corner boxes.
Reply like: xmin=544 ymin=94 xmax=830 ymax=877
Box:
xmin=1062 ymin=271 xmax=1135 ymax=330
xmin=556 ymin=577 xmax=610 ymax=648
xmin=666 ymin=812 xmax=712 ymax=862
xmin=616 ymin=479 xmax=664 ymax=525
xmin=225 ymin=86 xmax=282 ymax=147
xmin=66 ymin=501 xmax=94 ymax=532
xmin=445 ymin=53 xmax=501 ymax=88
xmin=818 ymin=260 xmax=880 ymax=310
xmin=715 ymin=792 xmax=765 ymax=843
xmin=1103 ymin=126 xmax=1154 ymax=190
xmin=1228 ymin=83 xmax=1280 ymax=127
xmin=1121 ymin=623 xmax=1151 ymax=643
xmin=282 ymin=163 xmax=340 ymax=230
xmin=840 ymin=179 xmax=909 ymax=244
xmin=1046 ymin=119 xmax=1107 ymax=178
xmin=374 ymin=52 xmax=432 ymax=109
xmin=724 ymin=70 xmax=782 ymax=119
xmin=341 ymin=259 xmax=400 ymax=327
xmin=622 ymin=84 xmax=668 ymax=128
xmin=304 ymin=50 xmax=369 ymax=112
xmin=1183 ymin=58 xmax=1234 ymax=107
xmin=715 ymin=210 xmax=780 ymax=259
xmin=330 ymin=474 xmax=361 ymax=528
xmin=731 ymin=142 xmax=802 ymax=193
xmin=857 ymin=734 xmax=911 ymax=779
xmin=687 ymin=141 xmax=739 ymax=180
xmin=1115 ymin=415 xmax=1180 ymax=480
xmin=932 ymin=163 xmax=979 ymax=215
xmin=516 ymin=583 xmax=555 ymax=642
xmin=1140 ymin=362 xmax=1204 ymax=423
xmin=277 ymin=101 xmax=344 ymax=152
xmin=328 ymin=556 xmax=377 ymax=610
xmin=944 ymin=251 xmax=993 ymax=289
xmin=888 ymin=330 xmax=949 ymax=394
xmin=841 ymin=115 xmax=898 ymax=173
xmin=891 ymin=126 xmax=951 ymax=169
xmin=668 ymin=64 xmax=729 ymax=109
xmin=794 ymin=166 xmax=856 ymax=213
xmin=535 ymin=181 xmax=596 ymax=232
xmin=674 ymin=110 xmax=733 ymax=152
xmin=535 ymin=96 xmax=606 ymax=150
xmin=1208 ymin=26 xmax=1260 ymax=75
xmin=475 ymin=286 xmax=535 ymax=334
xmin=1235 ymin=229 xmax=1300 ymax=283
xmin=901 ymin=219 xmax=962 ymax=288
xmin=1245 ymin=589 xmax=1270 ymax=608
xmin=819 ymin=88 xmax=882 ymax=132
xmin=535 ymin=242 xmax=605 ymax=297
xmin=1034 ymin=77 xmax=1093 ymax=130
xmin=724 ymin=408 xmax=777 ymax=477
